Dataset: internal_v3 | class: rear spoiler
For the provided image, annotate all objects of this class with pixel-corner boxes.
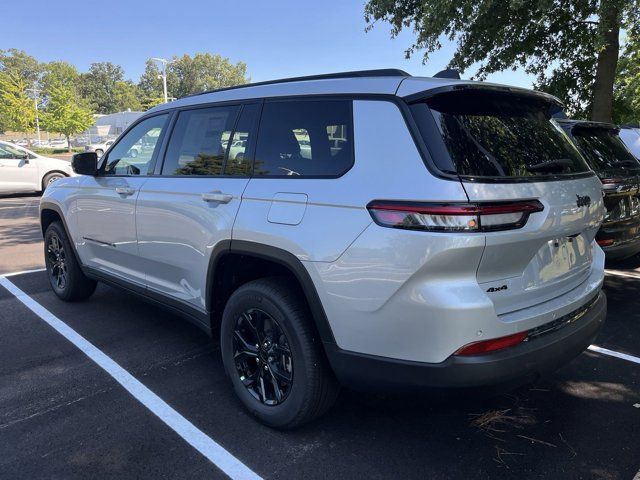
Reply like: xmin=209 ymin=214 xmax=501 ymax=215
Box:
xmin=402 ymin=83 xmax=564 ymax=117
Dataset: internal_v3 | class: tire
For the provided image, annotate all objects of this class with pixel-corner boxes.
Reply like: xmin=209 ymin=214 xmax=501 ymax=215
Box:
xmin=42 ymin=172 xmax=65 ymax=191
xmin=220 ymin=277 xmax=340 ymax=429
xmin=44 ymin=221 xmax=97 ymax=301
xmin=95 ymin=149 xmax=104 ymax=157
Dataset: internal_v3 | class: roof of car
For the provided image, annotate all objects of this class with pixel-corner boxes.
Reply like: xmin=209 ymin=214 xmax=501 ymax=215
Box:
xmin=146 ymin=69 xmax=563 ymax=115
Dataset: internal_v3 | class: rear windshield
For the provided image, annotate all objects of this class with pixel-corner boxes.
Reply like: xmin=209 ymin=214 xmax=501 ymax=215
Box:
xmin=410 ymin=90 xmax=590 ymax=178
xmin=571 ymin=128 xmax=640 ymax=177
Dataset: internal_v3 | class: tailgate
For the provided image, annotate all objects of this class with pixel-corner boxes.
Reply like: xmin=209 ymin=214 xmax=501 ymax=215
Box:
xmin=463 ymin=176 xmax=604 ymax=315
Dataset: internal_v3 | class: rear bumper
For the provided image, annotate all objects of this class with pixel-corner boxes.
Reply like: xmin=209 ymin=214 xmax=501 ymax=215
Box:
xmin=598 ymin=218 xmax=640 ymax=260
xmin=325 ymin=291 xmax=606 ymax=391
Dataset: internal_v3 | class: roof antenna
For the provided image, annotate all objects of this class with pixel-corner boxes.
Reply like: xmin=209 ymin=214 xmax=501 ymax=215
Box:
xmin=433 ymin=69 xmax=461 ymax=79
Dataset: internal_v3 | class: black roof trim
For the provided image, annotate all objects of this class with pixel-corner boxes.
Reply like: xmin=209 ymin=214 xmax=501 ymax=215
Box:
xmin=186 ymin=69 xmax=411 ymax=99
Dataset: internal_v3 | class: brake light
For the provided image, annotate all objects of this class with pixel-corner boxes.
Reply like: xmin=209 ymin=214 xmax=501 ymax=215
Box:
xmin=367 ymin=200 xmax=543 ymax=232
xmin=597 ymin=239 xmax=614 ymax=247
xmin=454 ymin=332 xmax=528 ymax=356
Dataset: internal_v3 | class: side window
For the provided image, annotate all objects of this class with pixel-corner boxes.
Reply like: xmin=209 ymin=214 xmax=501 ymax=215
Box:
xmin=254 ymin=100 xmax=353 ymax=177
xmin=224 ymin=103 xmax=259 ymax=176
xmin=162 ymin=105 xmax=240 ymax=176
xmin=0 ymin=146 xmax=14 ymax=159
xmin=103 ymin=114 xmax=168 ymax=176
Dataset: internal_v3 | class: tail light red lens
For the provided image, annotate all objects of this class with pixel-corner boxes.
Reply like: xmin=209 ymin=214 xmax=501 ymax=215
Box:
xmin=367 ymin=200 xmax=543 ymax=232
xmin=454 ymin=332 xmax=528 ymax=356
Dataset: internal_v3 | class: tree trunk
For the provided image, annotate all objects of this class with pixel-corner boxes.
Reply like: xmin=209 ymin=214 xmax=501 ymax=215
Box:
xmin=66 ymin=135 xmax=71 ymax=153
xmin=591 ymin=1 xmax=621 ymax=122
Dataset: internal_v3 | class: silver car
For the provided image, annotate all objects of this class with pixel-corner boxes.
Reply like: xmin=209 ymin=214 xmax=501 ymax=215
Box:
xmin=40 ymin=69 xmax=607 ymax=428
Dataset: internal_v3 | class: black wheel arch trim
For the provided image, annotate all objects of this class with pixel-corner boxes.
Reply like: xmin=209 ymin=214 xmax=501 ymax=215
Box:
xmin=207 ymin=240 xmax=336 ymax=344
xmin=40 ymin=201 xmax=83 ymax=267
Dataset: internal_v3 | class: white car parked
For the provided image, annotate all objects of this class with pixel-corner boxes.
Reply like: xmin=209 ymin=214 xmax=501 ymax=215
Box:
xmin=0 ymin=141 xmax=74 ymax=194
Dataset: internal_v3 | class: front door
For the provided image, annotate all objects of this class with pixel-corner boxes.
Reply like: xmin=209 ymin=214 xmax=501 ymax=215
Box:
xmin=136 ymin=103 xmax=259 ymax=312
xmin=75 ymin=113 xmax=170 ymax=285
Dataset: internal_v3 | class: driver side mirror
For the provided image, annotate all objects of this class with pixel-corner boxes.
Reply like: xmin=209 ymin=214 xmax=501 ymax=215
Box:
xmin=72 ymin=152 xmax=98 ymax=175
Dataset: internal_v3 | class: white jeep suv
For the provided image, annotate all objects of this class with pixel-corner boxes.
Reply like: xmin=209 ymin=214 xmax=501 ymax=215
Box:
xmin=40 ymin=69 xmax=607 ymax=428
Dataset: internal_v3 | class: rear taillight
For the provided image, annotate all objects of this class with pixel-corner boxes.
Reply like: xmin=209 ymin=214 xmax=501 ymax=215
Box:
xmin=367 ymin=200 xmax=543 ymax=233
xmin=454 ymin=332 xmax=528 ymax=356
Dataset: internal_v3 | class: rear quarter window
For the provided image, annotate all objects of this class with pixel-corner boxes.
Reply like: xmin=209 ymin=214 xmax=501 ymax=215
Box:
xmin=253 ymin=100 xmax=353 ymax=177
xmin=410 ymin=90 xmax=590 ymax=179
xmin=570 ymin=128 xmax=640 ymax=177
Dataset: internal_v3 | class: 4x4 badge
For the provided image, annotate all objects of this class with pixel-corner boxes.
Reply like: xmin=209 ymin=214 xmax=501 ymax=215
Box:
xmin=486 ymin=285 xmax=508 ymax=293
xmin=576 ymin=194 xmax=591 ymax=207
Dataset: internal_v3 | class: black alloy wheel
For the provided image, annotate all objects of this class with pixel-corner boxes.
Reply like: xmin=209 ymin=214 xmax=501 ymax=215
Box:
xmin=46 ymin=233 xmax=68 ymax=291
xmin=233 ymin=308 xmax=293 ymax=405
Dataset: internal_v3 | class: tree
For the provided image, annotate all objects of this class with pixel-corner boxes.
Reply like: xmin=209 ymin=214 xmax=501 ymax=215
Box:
xmin=0 ymin=49 xmax=41 ymax=85
xmin=41 ymin=79 xmax=94 ymax=151
xmin=364 ymin=0 xmax=640 ymax=122
xmin=0 ymin=49 xmax=40 ymax=135
xmin=0 ymin=70 xmax=36 ymax=134
xmin=113 ymin=81 xmax=143 ymax=112
xmin=138 ymin=53 xmax=248 ymax=103
xmin=78 ymin=62 xmax=126 ymax=114
xmin=613 ymin=32 xmax=640 ymax=123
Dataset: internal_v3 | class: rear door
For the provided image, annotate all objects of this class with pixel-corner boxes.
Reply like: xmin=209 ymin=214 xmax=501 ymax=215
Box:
xmin=136 ymin=103 xmax=260 ymax=312
xmin=409 ymin=89 xmax=604 ymax=315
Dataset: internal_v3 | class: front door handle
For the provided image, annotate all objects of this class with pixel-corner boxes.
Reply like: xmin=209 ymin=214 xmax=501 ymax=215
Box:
xmin=115 ymin=186 xmax=136 ymax=196
xmin=202 ymin=191 xmax=233 ymax=204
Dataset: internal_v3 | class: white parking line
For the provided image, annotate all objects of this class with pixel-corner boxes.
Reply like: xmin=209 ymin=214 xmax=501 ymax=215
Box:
xmin=605 ymin=269 xmax=640 ymax=279
xmin=0 ymin=276 xmax=262 ymax=480
xmin=587 ymin=345 xmax=640 ymax=365
xmin=1 ymin=268 xmax=46 ymax=278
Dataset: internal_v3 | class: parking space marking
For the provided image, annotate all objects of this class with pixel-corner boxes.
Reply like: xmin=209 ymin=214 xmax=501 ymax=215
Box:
xmin=588 ymin=345 xmax=640 ymax=365
xmin=605 ymin=269 xmax=640 ymax=279
xmin=2 ymin=268 xmax=46 ymax=278
xmin=0 ymin=276 xmax=262 ymax=480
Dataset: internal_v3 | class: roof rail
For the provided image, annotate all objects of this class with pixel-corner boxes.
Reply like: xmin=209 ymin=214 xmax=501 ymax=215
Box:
xmin=187 ymin=69 xmax=412 ymax=98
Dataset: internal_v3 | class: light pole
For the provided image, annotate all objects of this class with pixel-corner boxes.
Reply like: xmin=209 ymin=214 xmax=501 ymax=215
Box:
xmin=150 ymin=57 xmax=170 ymax=103
xmin=26 ymin=86 xmax=41 ymax=143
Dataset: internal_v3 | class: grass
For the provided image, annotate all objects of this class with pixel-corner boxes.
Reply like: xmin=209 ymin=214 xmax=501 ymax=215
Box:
xmin=31 ymin=147 xmax=84 ymax=155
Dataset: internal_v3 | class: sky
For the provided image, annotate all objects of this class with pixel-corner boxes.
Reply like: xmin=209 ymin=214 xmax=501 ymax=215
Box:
xmin=1 ymin=0 xmax=535 ymax=88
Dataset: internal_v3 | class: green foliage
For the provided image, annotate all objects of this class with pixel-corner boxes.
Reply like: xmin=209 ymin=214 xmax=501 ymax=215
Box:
xmin=41 ymin=79 xmax=94 ymax=149
xmin=0 ymin=70 xmax=36 ymax=133
xmin=139 ymin=53 xmax=248 ymax=103
xmin=113 ymin=81 xmax=143 ymax=112
xmin=364 ymin=0 xmax=639 ymax=121
xmin=613 ymin=33 xmax=640 ymax=124
xmin=78 ymin=62 xmax=126 ymax=114
xmin=0 ymin=49 xmax=41 ymax=85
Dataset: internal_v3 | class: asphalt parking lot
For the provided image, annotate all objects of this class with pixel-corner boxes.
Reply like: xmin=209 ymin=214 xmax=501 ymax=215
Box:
xmin=1 ymin=194 xmax=639 ymax=479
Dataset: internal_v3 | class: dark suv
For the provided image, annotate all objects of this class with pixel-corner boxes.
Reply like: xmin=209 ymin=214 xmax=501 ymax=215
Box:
xmin=556 ymin=119 xmax=640 ymax=262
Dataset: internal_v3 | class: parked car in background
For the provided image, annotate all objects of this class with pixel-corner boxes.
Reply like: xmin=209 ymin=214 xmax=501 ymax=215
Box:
xmin=0 ymin=140 xmax=74 ymax=194
xmin=41 ymin=69 xmax=607 ymax=428
xmin=556 ymin=119 xmax=640 ymax=262
xmin=49 ymin=139 xmax=69 ymax=149
xmin=619 ymin=124 xmax=640 ymax=160
xmin=85 ymin=139 xmax=115 ymax=157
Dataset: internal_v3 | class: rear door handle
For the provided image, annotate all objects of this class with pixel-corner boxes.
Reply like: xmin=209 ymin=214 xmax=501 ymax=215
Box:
xmin=115 ymin=186 xmax=136 ymax=196
xmin=202 ymin=191 xmax=233 ymax=204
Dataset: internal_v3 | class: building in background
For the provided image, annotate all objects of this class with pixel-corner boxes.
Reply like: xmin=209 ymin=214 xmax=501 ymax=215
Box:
xmin=86 ymin=110 xmax=144 ymax=140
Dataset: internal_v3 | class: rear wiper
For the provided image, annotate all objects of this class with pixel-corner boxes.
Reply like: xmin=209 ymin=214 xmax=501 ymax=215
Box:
xmin=612 ymin=159 xmax=639 ymax=166
xmin=526 ymin=158 xmax=573 ymax=172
